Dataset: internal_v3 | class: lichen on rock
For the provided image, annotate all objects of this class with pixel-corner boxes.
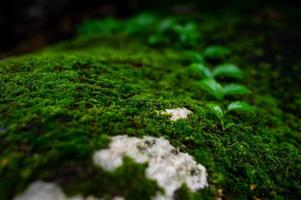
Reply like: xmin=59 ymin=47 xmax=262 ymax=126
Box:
xmin=93 ymin=135 xmax=208 ymax=200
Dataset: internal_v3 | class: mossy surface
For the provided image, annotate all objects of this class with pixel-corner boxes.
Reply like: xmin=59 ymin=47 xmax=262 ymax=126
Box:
xmin=0 ymin=13 xmax=301 ymax=200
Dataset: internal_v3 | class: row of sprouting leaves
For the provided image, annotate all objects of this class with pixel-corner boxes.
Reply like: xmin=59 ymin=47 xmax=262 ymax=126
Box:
xmin=78 ymin=13 xmax=254 ymax=130
xmin=188 ymin=46 xmax=254 ymax=131
xmin=78 ymin=13 xmax=201 ymax=47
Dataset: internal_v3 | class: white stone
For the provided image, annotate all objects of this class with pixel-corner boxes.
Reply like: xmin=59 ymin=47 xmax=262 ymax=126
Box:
xmin=111 ymin=197 xmax=125 ymax=200
xmin=93 ymin=135 xmax=208 ymax=200
xmin=14 ymin=181 xmax=106 ymax=200
xmin=163 ymin=107 xmax=192 ymax=121
xmin=14 ymin=181 xmax=66 ymax=200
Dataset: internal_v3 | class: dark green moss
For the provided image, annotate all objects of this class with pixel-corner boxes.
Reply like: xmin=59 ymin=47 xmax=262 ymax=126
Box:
xmin=1 ymin=13 xmax=301 ymax=200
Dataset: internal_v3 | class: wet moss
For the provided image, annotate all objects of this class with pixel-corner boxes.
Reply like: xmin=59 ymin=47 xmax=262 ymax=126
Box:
xmin=0 ymin=14 xmax=301 ymax=200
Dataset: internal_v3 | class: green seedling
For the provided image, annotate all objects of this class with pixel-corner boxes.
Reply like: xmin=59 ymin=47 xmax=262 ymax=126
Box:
xmin=78 ymin=13 xmax=158 ymax=36
xmin=77 ymin=18 xmax=123 ymax=35
xmin=148 ymin=20 xmax=200 ymax=46
xmin=207 ymin=101 xmax=254 ymax=130
xmin=148 ymin=18 xmax=177 ymax=45
xmin=124 ymin=13 xmax=157 ymax=34
xmin=184 ymin=51 xmax=204 ymax=63
xmin=157 ymin=18 xmax=177 ymax=33
xmin=173 ymin=22 xmax=200 ymax=45
xmin=148 ymin=34 xmax=166 ymax=45
xmin=199 ymin=78 xmax=251 ymax=100
xmin=207 ymin=103 xmax=225 ymax=127
xmin=203 ymin=45 xmax=231 ymax=59
xmin=191 ymin=63 xmax=243 ymax=79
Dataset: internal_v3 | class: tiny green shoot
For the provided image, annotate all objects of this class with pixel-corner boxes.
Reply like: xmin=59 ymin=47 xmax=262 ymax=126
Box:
xmin=173 ymin=22 xmax=200 ymax=45
xmin=77 ymin=18 xmax=123 ymax=35
xmin=148 ymin=20 xmax=200 ymax=46
xmin=207 ymin=101 xmax=254 ymax=130
xmin=124 ymin=13 xmax=157 ymax=34
xmin=207 ymin=103 xmax=225 ymax=127
xmin=158 ymin=18 xmax=177 ymax=32
xmin=203 ymin=46 xmax=231 ymax=59
xmin=185 ymin=51 xmax=204 ymax=63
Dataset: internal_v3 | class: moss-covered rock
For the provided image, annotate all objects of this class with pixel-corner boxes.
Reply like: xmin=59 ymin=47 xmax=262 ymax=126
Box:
xmin=0 ymin=13 xmax=300 ymax=200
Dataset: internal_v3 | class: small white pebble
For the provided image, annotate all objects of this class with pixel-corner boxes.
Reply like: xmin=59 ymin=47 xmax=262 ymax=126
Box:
xmin=164 ymin=107 xmax=192 ymax=121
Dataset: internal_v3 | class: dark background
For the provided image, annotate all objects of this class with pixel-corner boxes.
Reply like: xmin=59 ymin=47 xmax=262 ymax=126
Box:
xmin=0 ymin=0 xmax=300 ymax=58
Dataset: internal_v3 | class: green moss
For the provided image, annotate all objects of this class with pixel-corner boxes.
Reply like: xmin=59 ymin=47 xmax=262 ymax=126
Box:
xmin=0 ymin=13 xmax=301 ymax=200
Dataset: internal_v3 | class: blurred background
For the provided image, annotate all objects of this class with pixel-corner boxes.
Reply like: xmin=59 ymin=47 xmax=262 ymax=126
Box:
xmin=0 ymin=0 xmax=300 ymax=58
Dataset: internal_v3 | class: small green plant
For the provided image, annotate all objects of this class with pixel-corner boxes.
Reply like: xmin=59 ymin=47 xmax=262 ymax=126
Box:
xmin=191 ymin=63 xmax=243 ymax=79
xmin=148 ymin=20 xmax=200 ymax=46
xmin=78 ymin=14 xmax=200 ymax=47
xmin=173 ymin=22 xmax=200 ymax=46
xmin=203 ymin=45 xmax=231 ymax=59
xmin=207 ymin=103 xmax=226 ymax=128
xmin=77 ymin=18 xmax=123 ymax=35
xmin=184 ymin=51 xmax=204 ymax=63
xmin=157 ymin=18 xmax=177 ymax=32
xmin=148 ymin=18 xmax=178 ymax=45
xmin=207 ymin=101 xmax=254 ymax=130
xmin=148 ymin=34 xmax=165 ymax=45
xmin=124 ymin=13 xmax=158 ymax=35
xmin=77 ymin=13 xmax=158 ymax=37
xmin=199 ymin=78 xmax=251 ymax=100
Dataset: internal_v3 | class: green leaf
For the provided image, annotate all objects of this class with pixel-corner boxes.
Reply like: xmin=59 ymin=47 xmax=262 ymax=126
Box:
xmin=124 ymin=13 xmax=157 ymax=34
xmin=173 ymin=22 xmax=199 ymax=45
xmin=190 ymin=63 xmax=212 ymax=78
xmin=227 ymin=101 xmax=254 ymax=113
xmin=77 ymin=18 xmax=123 ymax=35
xmin=223 ymin=84 xmax=251 ymax=97
xmin=203 ymin=46 xmax=231 ymax=59
xmin=225 ymin=122 xmax=235 ymax=129
xmin=158 ymin=18 xmax=177 ymax=32
xmin=207 ymin=103 xmax=224 ymax=121
xmin=212 ymin=64 xmax=243 ymax=79
xmin=148 ymin=34 xmax=164 ymax=45
xmin=185 ymin=51 xmax=204 ymax=63
xmin=199 ymin=78 xmax=224 ymax=100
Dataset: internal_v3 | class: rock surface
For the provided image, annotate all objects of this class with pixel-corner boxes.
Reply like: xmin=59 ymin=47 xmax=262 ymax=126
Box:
xmin=14 ymin=181 xmax=124 ymax=200
xmin=14 ymin=181 xmax=66 ymax=200
xmin=93 ymin=135 xmax=208 ymax=200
